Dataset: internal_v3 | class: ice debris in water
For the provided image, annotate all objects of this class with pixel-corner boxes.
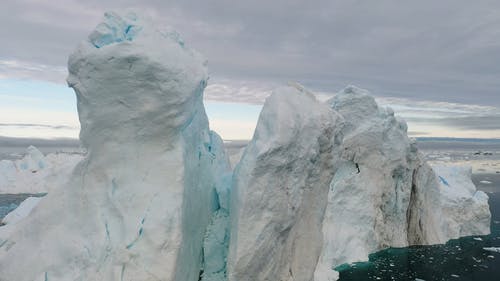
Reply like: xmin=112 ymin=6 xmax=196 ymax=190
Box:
xmin=483 ymin=247 xmax=500 ymax=253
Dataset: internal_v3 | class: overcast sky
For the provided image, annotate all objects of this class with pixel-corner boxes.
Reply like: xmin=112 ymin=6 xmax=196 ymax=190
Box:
xmin=0 ymin=0 xmax=499 ymax=139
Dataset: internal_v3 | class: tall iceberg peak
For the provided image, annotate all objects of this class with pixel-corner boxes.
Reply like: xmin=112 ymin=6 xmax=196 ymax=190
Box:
xmin=0 ymin=12 xmax=228 ymax=281
xmin=68 ymin=12 xmax=207 ymax=150
xmin=228 ymin=86 xmax=345 ymax=281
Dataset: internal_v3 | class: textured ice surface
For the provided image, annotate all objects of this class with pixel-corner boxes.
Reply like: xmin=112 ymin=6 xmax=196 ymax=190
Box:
xmin=228 ymin=85 xmax=344 ymax=281
xmin=0 ymin=12 xmax=229 ymax=281
xmin=200 ymin=132 xmax=232 ymax=281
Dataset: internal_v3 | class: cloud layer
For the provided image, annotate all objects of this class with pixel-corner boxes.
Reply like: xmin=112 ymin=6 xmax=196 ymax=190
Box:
xmin=1 ymin=0 xmax=500 ymax=105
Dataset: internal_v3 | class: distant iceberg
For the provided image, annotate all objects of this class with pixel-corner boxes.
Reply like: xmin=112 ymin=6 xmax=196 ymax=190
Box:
xmin=0 ymin=145 xmax=82 ymax=194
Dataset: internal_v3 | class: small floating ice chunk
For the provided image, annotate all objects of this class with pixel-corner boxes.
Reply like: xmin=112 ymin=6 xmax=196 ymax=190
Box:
xmin=483 ymin=247 xmax=500 ymax=253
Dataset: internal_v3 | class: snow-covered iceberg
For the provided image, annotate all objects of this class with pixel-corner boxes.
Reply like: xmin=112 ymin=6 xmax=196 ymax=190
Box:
xmin=0 ymin=12 xmax=230 ymax=281
xmin=228 ymin=85 xmax=491 ymax=281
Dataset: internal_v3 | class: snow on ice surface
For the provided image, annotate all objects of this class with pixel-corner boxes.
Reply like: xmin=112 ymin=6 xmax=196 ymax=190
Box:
xmin=0 ymin=12 xmax=230 ymax=281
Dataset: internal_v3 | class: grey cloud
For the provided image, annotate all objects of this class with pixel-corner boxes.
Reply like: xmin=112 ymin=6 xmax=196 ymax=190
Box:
xmin=0 ymin=136 xmax=80 ymax=147
xmin=1 ymin=0 xmax=500 ymax=107
xmin=406 ymin=115 xmax=500 ymax=131
xmin=440 ymin=116 xmax=500 ymax=131
xmin=0 ymin=59 xmax=67 ymax=83
xmin=204 ymin=80 xmax=275 ymax=105
xmin=407 ymin=131 xmax=430 ymax=136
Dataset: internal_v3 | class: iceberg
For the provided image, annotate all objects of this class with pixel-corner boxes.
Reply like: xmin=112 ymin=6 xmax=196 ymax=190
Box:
xmin=0 ymin=12 xmax=229 ymax=281
xmin=17 ymin=146 xmax=46 ymax=172
xmin=228 ymin=85 xmax=491 ymax=281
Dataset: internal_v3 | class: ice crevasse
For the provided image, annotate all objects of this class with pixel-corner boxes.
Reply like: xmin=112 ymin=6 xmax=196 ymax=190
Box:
xmin=0 ymin=11 xmax=491 ymax=281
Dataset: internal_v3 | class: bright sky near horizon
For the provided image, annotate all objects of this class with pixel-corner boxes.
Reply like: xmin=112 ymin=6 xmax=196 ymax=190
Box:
xmin=1 ymin=0 xmax=500 ymax=140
